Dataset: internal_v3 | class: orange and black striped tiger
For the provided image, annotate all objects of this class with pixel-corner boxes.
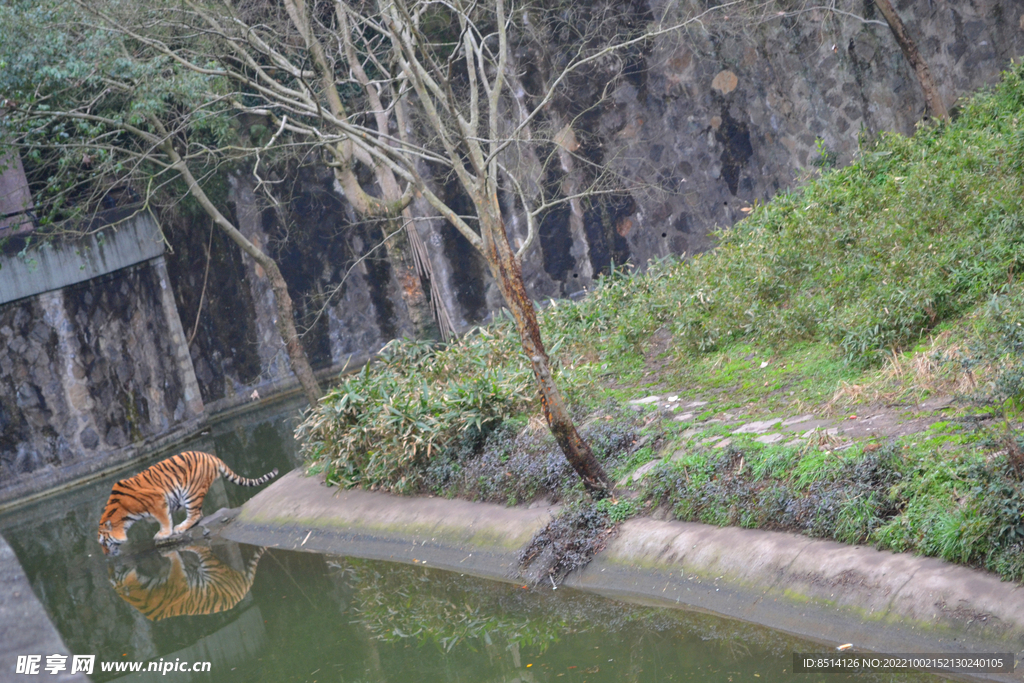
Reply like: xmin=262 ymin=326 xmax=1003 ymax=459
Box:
xmin=111 ymin=545 xmax=265 ymax=621
xmin=97 ymin=451 xmax=277 ymax=554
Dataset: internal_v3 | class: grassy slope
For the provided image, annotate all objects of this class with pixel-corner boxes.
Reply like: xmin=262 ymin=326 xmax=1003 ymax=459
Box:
xmin=301 ymin=62 xmax=1024 ymax=581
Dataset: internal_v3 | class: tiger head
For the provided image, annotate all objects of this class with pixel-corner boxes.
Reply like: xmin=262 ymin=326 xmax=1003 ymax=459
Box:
xmin=98 ymin=515 xmax=128 ymax=555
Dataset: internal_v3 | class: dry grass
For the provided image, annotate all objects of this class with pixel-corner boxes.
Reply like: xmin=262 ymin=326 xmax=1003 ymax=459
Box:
xmin=826 ymin=332 xmax=980 ymax=412
xmin=802 ymin=427 xmax=844 ymax=452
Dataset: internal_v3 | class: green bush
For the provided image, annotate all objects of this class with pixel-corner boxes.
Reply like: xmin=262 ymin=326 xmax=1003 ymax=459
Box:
xmin=297 ymin=323 xmax=534 ymax=492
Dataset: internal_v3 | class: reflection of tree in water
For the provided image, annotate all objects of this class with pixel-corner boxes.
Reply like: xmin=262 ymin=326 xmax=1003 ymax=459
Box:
xmin=110 ymin=544 xmax=264 ymax=621
xmin=336 ymin=558 xmax=936 ymax=683
xmin=336 ymin=558 xmax=563 ymax=655
xmin=337 ymin=559 xmax=765 ymax=655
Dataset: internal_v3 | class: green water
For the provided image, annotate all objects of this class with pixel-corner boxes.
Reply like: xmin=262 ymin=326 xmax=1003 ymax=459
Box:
xmin=1 ymin=401 xmax=942 ymax=682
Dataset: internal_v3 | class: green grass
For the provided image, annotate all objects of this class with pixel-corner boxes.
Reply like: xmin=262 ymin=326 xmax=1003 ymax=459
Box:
xmin=298 ymin=62 xmax=1024 ymax=581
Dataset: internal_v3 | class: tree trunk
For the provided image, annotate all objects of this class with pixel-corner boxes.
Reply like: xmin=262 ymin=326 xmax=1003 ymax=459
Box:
xmin=163 ymin=142 xmax=323 ymax=406
xmin=874 ymin=0 xmax=949 ymax=122
xmin=261 ymin=257 xmax=325 ymax=406
xmin=379 ymin=217 xmax=437 ymax=339
xmin=481 ymin=212 xmax=612 ymax=497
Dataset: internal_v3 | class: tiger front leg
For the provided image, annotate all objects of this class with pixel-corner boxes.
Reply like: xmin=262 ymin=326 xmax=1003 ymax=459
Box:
xmin=151 ymin=503 xmax=176 ymax=541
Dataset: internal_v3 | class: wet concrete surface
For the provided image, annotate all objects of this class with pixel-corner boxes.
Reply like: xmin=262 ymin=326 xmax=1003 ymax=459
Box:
xmin=0 ymin=536 xmax=89 ymax=682
xmin=573 ymin=519 xmax=1024 ymax=681
xmin=224 ymin=470 xmax=1024 ymax=682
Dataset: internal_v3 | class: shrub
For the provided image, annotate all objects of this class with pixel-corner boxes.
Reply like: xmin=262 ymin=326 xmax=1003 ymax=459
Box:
xmin=297 ymin=323 xmax=534 ymax=492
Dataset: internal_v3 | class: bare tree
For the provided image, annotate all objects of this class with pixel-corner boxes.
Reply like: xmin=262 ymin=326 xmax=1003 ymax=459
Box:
xmin=255 ymin=0 xmax=728 ymax=495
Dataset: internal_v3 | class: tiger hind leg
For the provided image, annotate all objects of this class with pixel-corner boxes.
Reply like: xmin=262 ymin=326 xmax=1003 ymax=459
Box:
xmin=172 ymin=494 xmax=207 ymax=535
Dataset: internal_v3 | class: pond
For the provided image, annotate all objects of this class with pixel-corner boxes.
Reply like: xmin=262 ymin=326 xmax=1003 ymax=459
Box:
xmin=1 ymin=400 xmax=943 ymax=682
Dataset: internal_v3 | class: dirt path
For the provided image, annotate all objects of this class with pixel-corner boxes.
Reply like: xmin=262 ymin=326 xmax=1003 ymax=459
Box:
xmin=629 ymin=393 xmax=958 ymax=446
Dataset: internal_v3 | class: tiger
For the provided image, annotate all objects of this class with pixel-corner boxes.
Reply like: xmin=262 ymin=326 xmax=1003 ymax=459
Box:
xmin=97 ymin=451 xmax=278 ymax=554
xmin=111 ymin=544 xmax=265 ymax=621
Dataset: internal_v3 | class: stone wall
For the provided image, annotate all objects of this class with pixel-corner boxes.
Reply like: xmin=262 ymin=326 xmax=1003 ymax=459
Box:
xmin=533 ymin=0 xmax=1024 ymax=279
xmin=162 ymin=169 xmax=394 ymax=412
xmin=0 ymin=215 xmax=204 ymax=504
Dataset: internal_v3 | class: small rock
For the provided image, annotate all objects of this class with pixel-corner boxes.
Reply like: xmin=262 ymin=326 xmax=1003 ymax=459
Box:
xmin=685 ymin=400 xmax=709 ymax=408
xmin=714 ymin=438 xmax=733 ymax=449
xmin=632 ymin=460 xmax=662 ymax=483
xmin=711 ymin=69 xmax=738 ymax=94
xmin=733 ymin=419 xmax=782 ymax=435
xmin=628 ymin=396 xmax=661 ymax=405
xmin=80 ymin=427 xmax=99 ymax=450
xmin=651 ymin=505 xmax=673 ymax=521
xmin=674 ymin=412 xmax=694 ymax=422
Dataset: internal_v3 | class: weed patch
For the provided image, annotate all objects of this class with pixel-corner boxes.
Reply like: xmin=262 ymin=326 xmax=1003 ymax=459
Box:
xmin=518 ymin=501 xmax=616 ymax=587
xmin=643 ymin=442 xmax=903 ymax=542
xmin=425 ymin=407 xmax=642 ymax=505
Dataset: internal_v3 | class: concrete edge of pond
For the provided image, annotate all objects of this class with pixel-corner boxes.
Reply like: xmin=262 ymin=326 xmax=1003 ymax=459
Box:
xmin=223 ymin=470 xmax=1024 ymax=682
xmin=0 ymin=536 xmax=89 ymax=682
xmin=222 ymin=470 xmax=558 ymax=582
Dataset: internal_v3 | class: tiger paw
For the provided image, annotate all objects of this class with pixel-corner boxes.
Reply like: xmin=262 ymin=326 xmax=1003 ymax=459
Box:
xmin=155 ymin=531 xmax=191 ymax=546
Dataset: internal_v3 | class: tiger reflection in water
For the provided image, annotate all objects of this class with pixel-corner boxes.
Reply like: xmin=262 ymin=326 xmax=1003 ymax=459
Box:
xmin=110 ymin=545 xmax=265 ymax=621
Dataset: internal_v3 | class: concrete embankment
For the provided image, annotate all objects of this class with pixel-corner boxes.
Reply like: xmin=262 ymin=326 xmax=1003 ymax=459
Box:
xmin=0 ymin=536 xmax=88 ymax=682
xmin=224 ymin=470 xmax=1024 ymax=682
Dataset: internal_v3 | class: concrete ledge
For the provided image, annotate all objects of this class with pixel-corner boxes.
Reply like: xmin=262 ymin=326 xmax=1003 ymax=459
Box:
xmin=223 ymin=470 xmax=556 ymax=580
xmin=0 ymin=416 xmax=207 ymax=511
xmin=569 ymin=519 xmax=1024 ymax=676
xmin=225 ymin=471 xmax=1024 ymax=681
xmin=0 ymin=211 xmax=164 ymax=305
xmin=0 ymin=536 xmax=88 ymax=682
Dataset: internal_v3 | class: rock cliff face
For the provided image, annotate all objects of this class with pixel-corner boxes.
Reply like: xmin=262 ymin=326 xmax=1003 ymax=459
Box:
xmin=164 ymin=0 xmax=1024 ymax=411
xmin=586 ymin=0 xmax=1023 ymax=272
